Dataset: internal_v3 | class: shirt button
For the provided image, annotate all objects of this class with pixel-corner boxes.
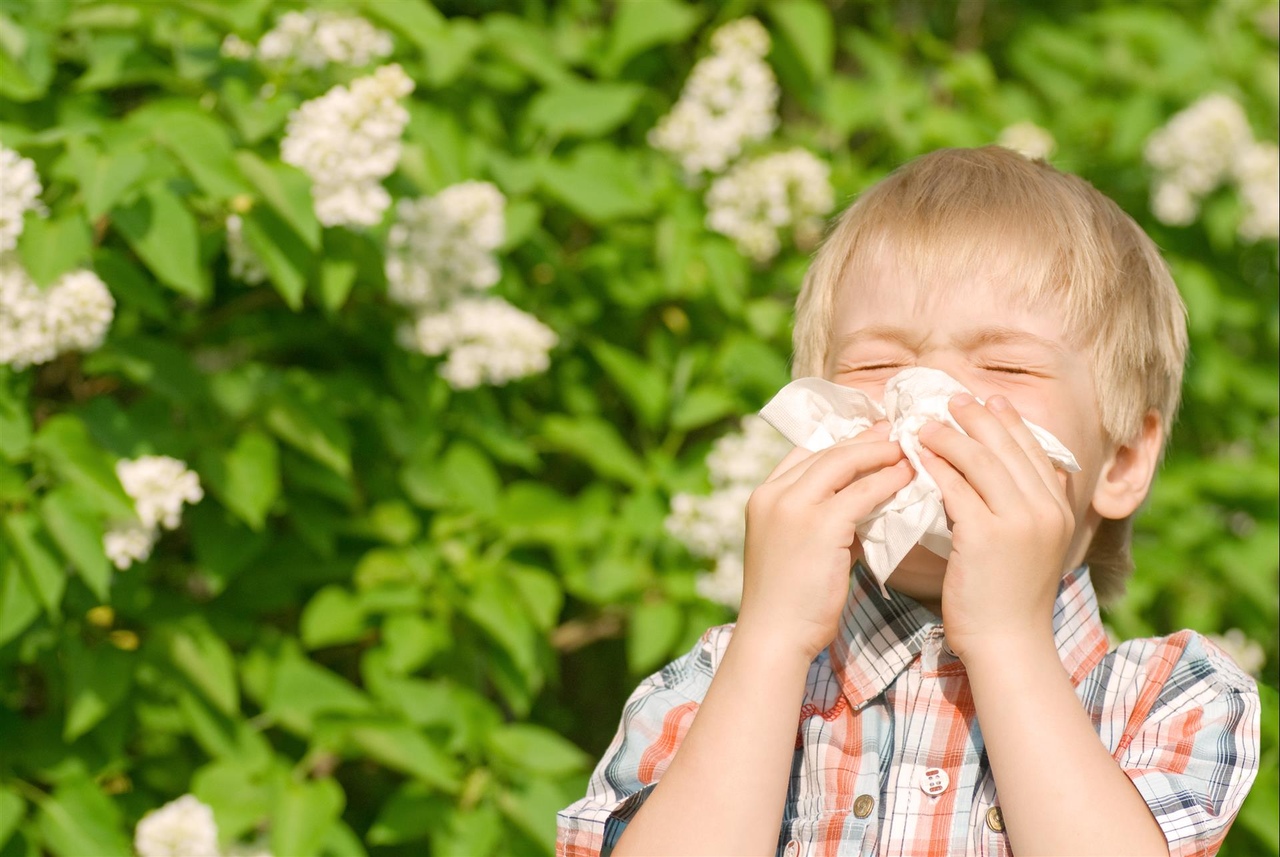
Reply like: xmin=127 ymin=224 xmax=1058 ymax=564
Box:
xmin=986 ymin=806 xmax=1005 ymax=832
xmin=919 ymin=766 xmax=950 ymax=796
xmin=783 ymin=840 xmax=800 ymax=857
xmin=853 ymin=794 xmax=875 ymax=818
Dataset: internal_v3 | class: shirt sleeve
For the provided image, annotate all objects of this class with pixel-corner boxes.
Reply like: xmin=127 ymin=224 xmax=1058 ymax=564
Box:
xmin=555 ymin=624 xmax=733 ymax=857
xmin=1111 ymin=630 xmax=1261 ymax=857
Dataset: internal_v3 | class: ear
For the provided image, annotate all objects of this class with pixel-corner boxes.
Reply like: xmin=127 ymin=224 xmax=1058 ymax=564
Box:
xmin=1091 ymin=410 xmax=1164 ymax=520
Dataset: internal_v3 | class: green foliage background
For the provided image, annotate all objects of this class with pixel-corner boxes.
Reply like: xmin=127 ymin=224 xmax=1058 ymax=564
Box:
xmin=0 ymin=0 xmax=1275 ymax=854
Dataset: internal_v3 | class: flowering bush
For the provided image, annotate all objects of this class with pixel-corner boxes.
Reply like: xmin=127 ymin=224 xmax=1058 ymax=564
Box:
xmin=0 ymin=1 xmax=1274 ymax=855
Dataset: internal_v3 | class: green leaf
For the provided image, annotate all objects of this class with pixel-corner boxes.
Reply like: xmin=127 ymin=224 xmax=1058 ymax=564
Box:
xmin=33 ymin=414 xmax=138 ymax=521
xmin=220 ymin=77 xmax=298 ymax=144
xmin=239 ymin=205 xmax=311 ymax=309
xmin=0 ymin=372 xmax=31 ymax=461
xmin=348 ymin=722 xmax=462 ymax=790
xmin=264 ymin=382 xmax=352 ymax=480
xmin=488 ymin=724 xmax=590 ymax=776
xmin=270 ymin=776 xmax=344 ymax=857
xmin=4 ymin=512 xmax=65 ymax=618
xmin=671 ymin=385 xmax=739 ymax=431
xmin=83 ymin=334 xmax=207 ymax=406
xmin=39 ymin=487 xmax=110 ymax=601
xmin=0 ymin=545 xmax=41 ymax=646
xmin=265 ymin=647 xmax=374 ymax=735
xmin=628 ymin=600 xmax=683 ymax=674
xmin=111 ymin=182 xmax=209 ymax=299
xmin=368 ymin=783 xmax=441 ymax=845
xmin=160 ymin=616 xmax=239 ymax=716
xmin=36 ymin=774 xmax=130 ymax=857
xmin=80 ymin=146 xmax=150 ymax=221
xmin=589 ymin=339 xmax=669 ymax=429
xmin=17 ymin=211 xmax=93 ymax=287
xmin=0 ymin=25 xmax=53 ymax=102
xmin=318 ymin=255 xmax=358 ymax=315
xmin=233 ymin=152 xmax=321 ymax=250
xmin=539 ymin=143 xmax=655 ymax=223
xmin=482 ymin=14 xmax=574 ymax=87
xmin=192 ymin=759 xmax=273 ymax=845
xmin=527 ymin=82 xmax=644 ymax=138
xmin=509 ymin=566 xmax=562 ymax=631
xmin=203 ymin=429 xmax=279 ymax=531
xmin=63 ymin=637 xmax=134 ymax=741
xmin=766 ymin=0 xmax=834 ymax=84
xmin=539 ymin=415 xmax=648 ymax=486
xmin=300 ymin=586 xmax=366 ymax=650
xmin=149 ymin=107 xmax=251 ymax=201
xmin=600 ymin=0 xmax=701 ymax=76
xmin=0 ymin=791 xmax=24 ymax=852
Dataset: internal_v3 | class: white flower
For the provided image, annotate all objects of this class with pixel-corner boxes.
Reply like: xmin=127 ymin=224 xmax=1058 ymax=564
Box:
xmin=665 ymin=416 xmax=791 ymax=608
xmin=705 ymin=149 xmax=835 ymax=262
xmin=1208 ymin=628 xmax=1266 ymax=677
xmin=225 ymin=215 xmax=268 ymax=285
xmin=0 ymin=256 xmax=114 ymax=370
xmin=219 ymin=34 xmax=254 ymax=61
xmin=256 ymin=10 xmax=393 ymax=69
xmin=997 ymin=121 xmax=1056 ymax=161
xmin=280 ymin=64 xmax=413 ymax=227
xmin=1150 ymin=180 xmax=1198 ymax=227
xmin=1234 ymin=141 xmax=1279 ymax=241
xmin=134 ymin=794 xmax=220 ymax=857
xmin=649 ymin=18 xmax=779 ymax=175
xmin=1144 ymin=94 xmax=1255 ymax=226
xmin=104 ymin=521 xmax=158 ymax=571
xmin=385 ymin=182 xmax=506 ymax=310
xmin=397 ymin=296 xmax=557 ymax=389
xmin=0 ymin=145 xmax=44 ymax=253
xmin=116 ymin=456 xmax=204 ymax=531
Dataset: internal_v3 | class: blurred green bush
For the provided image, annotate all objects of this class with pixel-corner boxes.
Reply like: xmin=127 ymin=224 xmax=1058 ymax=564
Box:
xmin=0 ymin=0 xmax=1274 ymax=854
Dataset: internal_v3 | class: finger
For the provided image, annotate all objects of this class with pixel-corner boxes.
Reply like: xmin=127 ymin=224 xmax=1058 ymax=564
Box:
xmin=766 ymin=422 xmax=891 ymax=488
xmin=788 ymin=439 xmax=906 ymax=500
xmin=983 ymin=395 xmax=1064 ymax=499
xmin=830 ymin=457 xmax=915 ymax=522
xmin=918 ymin=420 xmax=1020 ymax=513
xmin=945 ymin=393 xmax=1048 ymax=502
xmin=917 ymin=443 xmax=988 ymax=519
xmin=764 ymin=443 xmax=816 ymax=484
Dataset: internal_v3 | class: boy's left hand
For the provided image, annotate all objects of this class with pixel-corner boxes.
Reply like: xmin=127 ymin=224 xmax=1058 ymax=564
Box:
xmin=917 ymin=393 xmax=1076 ymax=661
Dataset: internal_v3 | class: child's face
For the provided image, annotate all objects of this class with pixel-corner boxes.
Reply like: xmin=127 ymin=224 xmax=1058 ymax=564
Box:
xmin=823 ymin=250 xmax=1116 ymax=603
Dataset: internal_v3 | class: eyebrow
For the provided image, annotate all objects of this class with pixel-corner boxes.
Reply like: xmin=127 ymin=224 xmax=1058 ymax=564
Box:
xmin=830 ymin=325 xmax=1068 ymax=356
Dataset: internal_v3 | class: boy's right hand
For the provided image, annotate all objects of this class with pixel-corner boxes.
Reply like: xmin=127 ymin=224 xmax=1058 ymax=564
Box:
xmin=738 ymin=423 xmax=913 ymax=663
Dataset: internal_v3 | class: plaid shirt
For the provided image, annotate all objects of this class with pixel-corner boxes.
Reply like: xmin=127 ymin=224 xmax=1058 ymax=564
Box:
xmin=557 ymin=564 xmax=1260 ymax=857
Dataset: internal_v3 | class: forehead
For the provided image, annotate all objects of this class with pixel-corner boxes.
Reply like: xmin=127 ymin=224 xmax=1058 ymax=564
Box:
xmin=832 ymin=234 xmax=1068 ymax=334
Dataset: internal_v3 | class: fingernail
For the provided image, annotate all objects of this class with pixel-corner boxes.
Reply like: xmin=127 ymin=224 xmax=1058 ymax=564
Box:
xmin=919 ymin=421 xmax=939 ymax=437
xmin=988 ymin=395 xmax=1009 ymax=411
xmin=951 ymin=393 xmax=974 ymax=407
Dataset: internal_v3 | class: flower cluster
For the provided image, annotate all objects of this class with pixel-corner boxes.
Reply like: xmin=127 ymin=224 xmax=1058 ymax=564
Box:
xmin=103 ymin=456 xmax=204 ymax=570
xmin=224 ymin=214 xmax=268 ymax=285
xmin=665 ymin=415 xmax=792 ymax=607
xmin=255 ymin=10 xmax=393 ymax=69
xmin=1145 ymin=94 xmax=1279 ymax=240
xmin=280 ymin=64 xmax=413 ymax=227
xmin=705 ymin=149 xmax=835 ymax=262
xmin=648 ymin=18 xmax=779 ymax=175
xmin=0 ymin=144 xmax=44 ymax=253
xmin=397 ymin=296 xmax=558 ymax=390
xmin=134 ymin=794 xmax=273 ymax=857
xmin=0 ymin=257 xmax=114 ymax=370
xmin=996 ymin=121 xmax=1056 ymax=161
xmin=385 ymin=181 xmax=506 ymax=309
xmin=387 ymin=182 xmax=556 ymax=388
xmin=134 ymin=795 xmax=220 ymax=857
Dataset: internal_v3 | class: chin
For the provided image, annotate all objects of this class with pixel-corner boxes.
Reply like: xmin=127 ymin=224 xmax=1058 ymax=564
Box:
xmin=883 ymin=545 xmax=949 ymax=603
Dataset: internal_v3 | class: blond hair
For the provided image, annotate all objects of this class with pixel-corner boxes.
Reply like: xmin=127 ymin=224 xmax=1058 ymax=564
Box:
xmin=792 ymin=146 xmax=1188 ymax=602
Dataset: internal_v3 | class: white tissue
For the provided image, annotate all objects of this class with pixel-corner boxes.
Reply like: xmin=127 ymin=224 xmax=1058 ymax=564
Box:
xmin=758 ymin=367 xmax=1080 ymax=595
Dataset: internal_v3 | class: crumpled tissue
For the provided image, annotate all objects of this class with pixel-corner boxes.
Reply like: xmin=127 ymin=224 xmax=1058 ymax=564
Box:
xmin=758 ymin=367 xmax=1080 ymax=595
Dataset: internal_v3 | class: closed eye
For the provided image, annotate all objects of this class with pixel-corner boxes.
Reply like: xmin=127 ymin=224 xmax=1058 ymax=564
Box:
xmin=980 ymin=364 xmax=1031 ymax=375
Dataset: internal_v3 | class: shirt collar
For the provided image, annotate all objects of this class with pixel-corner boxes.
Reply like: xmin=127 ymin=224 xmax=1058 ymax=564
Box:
xmin=828 ymin=562 xmax=1110 ymax=710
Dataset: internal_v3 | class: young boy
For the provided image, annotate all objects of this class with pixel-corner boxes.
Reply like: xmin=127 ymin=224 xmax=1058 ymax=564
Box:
xmin=556 ymin=147 xmax=1260 ymax=856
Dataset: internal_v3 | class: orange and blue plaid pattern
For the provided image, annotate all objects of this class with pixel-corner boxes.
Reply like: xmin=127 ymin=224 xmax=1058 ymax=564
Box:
xmin=556 ymin=564 xmax=1260 ymax=857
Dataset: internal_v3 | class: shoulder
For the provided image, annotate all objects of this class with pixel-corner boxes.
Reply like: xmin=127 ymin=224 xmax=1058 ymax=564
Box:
xmin=1101 ymin=628 xmax=1258 ymax=698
